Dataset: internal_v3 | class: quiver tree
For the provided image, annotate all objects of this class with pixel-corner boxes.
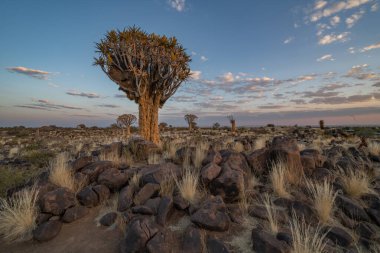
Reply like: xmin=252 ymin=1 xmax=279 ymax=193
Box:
xmin=94 ymin=27 xmax=191 ymax=144
xmin=117 ymin=114 xmax=137 ymax=139
xmin=184 ymin=114 xmax=198 ymax=132
xmin=159 ymin=122 xmax=168 ymax=132
xmin=227 ymin=115 xmax=236 ymax=133
xmin=319 ymin=120 xmax=325 ymax=130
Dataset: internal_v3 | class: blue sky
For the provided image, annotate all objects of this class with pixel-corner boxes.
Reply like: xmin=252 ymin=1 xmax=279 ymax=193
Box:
xmin=0 ymin=0 xmax=379 ymax=127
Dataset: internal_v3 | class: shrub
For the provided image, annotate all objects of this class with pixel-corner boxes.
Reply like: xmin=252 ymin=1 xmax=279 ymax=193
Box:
xmin=270 ymin=160 xmax=290 ymax=198
xmin=340 ymin=169 xmax=373 ymax=198
xmin=174 ymin=168 xmax=199 ymax=205
xmin=0 ymin=186 xmax=39 ymax=242
xmin=263 ymin=194 xmax=278 ymax=234
xmin=49 ymin=153 xmax=81 ymax=193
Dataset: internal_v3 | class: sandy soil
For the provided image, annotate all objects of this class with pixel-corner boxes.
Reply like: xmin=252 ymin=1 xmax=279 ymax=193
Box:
xmin=0 ymin=207 xmax=123 ymax=253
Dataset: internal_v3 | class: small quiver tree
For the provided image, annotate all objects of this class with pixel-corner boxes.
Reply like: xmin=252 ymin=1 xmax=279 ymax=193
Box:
xmin=227 ymin=115 xmax=236 ymax=133
xmin=184 ymin=114 xmax=198 ymax=132
xmin=117 ymin=114 xmax=137 ymax=140
xmin=319 ymin=120 xmax=325 ymax=130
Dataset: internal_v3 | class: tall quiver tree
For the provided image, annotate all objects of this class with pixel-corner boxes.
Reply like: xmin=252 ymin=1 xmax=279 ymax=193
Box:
xmin=117 ymin=114 xmax=137 ymax=139
xmin=319 ymin=120 xmax=325 ymax=130
xmin=94 ymin=27 xmax=191 ymax=144
xmin=184 ymin=114 xmax=198 ymax=132
xmin=227 ymin=115 xmax=236 ymax=133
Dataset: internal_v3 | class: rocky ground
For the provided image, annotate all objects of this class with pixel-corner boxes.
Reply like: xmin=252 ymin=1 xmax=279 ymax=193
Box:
xmin=1 ymin=125 xmax=380 ymax=253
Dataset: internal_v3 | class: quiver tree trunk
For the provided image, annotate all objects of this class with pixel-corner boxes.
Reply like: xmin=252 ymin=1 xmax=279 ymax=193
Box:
xmin=188 ymin=123 xmax=192 ymax=132
xmin=231 ymin=120 xmax=236 ymax=133
xmin=138 ymin=94 xmax=160 ymax=144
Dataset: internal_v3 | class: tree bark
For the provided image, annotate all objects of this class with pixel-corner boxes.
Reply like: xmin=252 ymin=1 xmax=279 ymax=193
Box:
xmin=138 ymin=94 xmax=160 ymax=144
xmin=231 ymin=120 xmax=236 ymax=133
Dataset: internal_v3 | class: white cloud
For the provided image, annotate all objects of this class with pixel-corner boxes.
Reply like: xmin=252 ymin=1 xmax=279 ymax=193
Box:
xmin=168 ymin=0 xmax=185 ymax=12
xmin=200 ymin=55 xmax=208 ymax=62
xmin=310 ymin=0 xmax=371 ymax=22
xmin=6 ymin=66 xmax=51 ymax=80
xmin=317 ymin=54 xmax=335 ymax=62
xmin=371 ymin=3 xmax=379 ymax=11
xmin=283 ymin=37 xmax=294 ymax=44
xmin=330 ymin=16 xmax=340 ymax=26
xmin=190 ymin=70 xmax=202 ymax=80
xmin=66 ymin=90 xmax=100 ymax=98
xmin=318 ymin=32 xmax=350 ymax=45
xmin=360 ymin=42 xmax=380 ymax=52
xmin=346 ymin=10 xmax=365 ymax=28
xmin=314 ymin=0 xmax=328 ymax=10
xmin=348 ymin=47 xmax=356 ymax=53
xmin=220 ymin=72 xmax=234 ymax=83
xmin=191 ymin=51 xmax=197 ymax=56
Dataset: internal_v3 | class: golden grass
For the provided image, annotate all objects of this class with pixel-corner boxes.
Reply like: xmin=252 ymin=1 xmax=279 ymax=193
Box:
xmin=232 ymin=141 xmax=245 ymax=153
xmin=229 ymin=215 xmax=256 ymax=253
xmin=159 ymin=174 xmax=176 ymax=197
xmin=0 ymin=186 xmax=39 ymax=242
xmin=270 ymin=160 xmax=290 ymax=198
xmin=129 ymin=173 xmax=141 ymax=189
xmin=174 ymin=167 xmax=199 ymax=205
xmin=254 ymin=136 xmax=268 ymax=150
xmin=49 ymin=152 xmax=79 ymax=192
xmin=147 ymin=153 xmax=162 ymax=165
xmin=340 ymin=168 xmax=373 ymax=198
xmin=193 ymin=141 xmax=209 ymax=169
xmin=263 ymin=194 xmax=278 ymax=234
xmin=368 ymin=141 xmax=380 ymax=156
xmin=306 ymin=179 xmax=337 ymax=224
xmin=290 ymin=213 xmax=328 ymax=253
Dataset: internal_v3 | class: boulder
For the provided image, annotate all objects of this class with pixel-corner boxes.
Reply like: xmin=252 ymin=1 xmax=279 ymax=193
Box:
xmin=35 ymin=213 xmax=52 ymax=225
xmin=336 ymin=195 xmax=370 ymax=221
xmin=156 ymin=196 xmax=173 ymax=226
xmin=146 ymin=229 xmax=176 ymax=253
xmin=132 ymin=205 xmax=155 ymax=215
xmin=209 ymin=152 xmax=250 ymax=202
xmin=100 ymin=142 xmax=123 ymax=160
xmin=251 ymin=228 xmax=290 ymax=253
xmin=134 ymin=183 xmax=160 ymax=206
xmin=207 ymin=237 xmax=231 ymax=253
xmin=118 ymin=185 xmax=136 ymax=212
xmin=40 ymin=187 xmax=75 ymax=215
xmin=200 ymin=163 xmax=222 ymax=184
xmin=33 ymin=220 xmax=62 ymax=242
xmin=191 ymin=195 xmax=230 ymax=231
xmin=71 ymin=156 xmax=93 ymax=172
xmin=202 ymin=149 xmax=222 ymax=165
xmin=97 ymin=167 xmax=130 ymax=191
xmin=93 ymin=184 xmax=110 ymax=203
xmin=62 ymin=205 xmax=89 ymax=223
xmin=181 ymin=225 xmax=203 ymax=253
xmin=76 ymin=186 xmax=99 ymax=207
xmin=144 ymin=197 xmax=161 ymax=214
xmin=80 ymin=161 xmax=114 ymax=182
xmin=270 ymin=136 xmax=302 ymax=171
xmin=247 ymin=148 xmax=270 ymax=175
xmin=324 ymin=226 xmax=354 ymax=247
xmin=140 ymin=163 xmax=181 ymax=185
xmin=120 ymin=218 xmax=159 ymax=253
xmin=99 ymin=212 xmax=117 ymax=226
xmin=129 ymin=138 xmax=161 ymax=161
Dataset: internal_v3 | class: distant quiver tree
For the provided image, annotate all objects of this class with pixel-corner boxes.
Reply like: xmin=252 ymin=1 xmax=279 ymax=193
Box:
xmin=184 ymin=114 xmax=198 ymax=132
xmin=117 ymin=114 xmax=137 ymax=139
xmin=94 ymin=26 xmax=191 ymax=144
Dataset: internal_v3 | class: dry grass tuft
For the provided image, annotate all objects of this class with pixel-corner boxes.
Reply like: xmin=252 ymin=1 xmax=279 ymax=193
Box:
xmin=254 ymin=136 xmax=268 ymax=150
xmin=270 ymin=160 xmax=290 ymax=198
xmin=307 ymin=179 xmax=337 ymax=224
xmin=263 ymin=194 xmax=279 ymax=234
xmin=159 ymin=174 xmax=176 ymax=197
xmin=290 ymin=212 xmax=328 ymax=253
xmin=174 ymin=167 xmax=200 ymax=205
xmin=129 ymin=173 xmax=141 ymax=189
xmin=147 ymin=153 xmax=162 ymax=165
xmin=232 ymin=141 xmax=245 ymax=153
xmin=368 ymin=141 xmax=380 ymax=156
xmin=193 ymin=141 xmax=209 ymax=169
xmin=340 ymin=168 xmax=373 ymax=198
xmin=49 ymin=152 xmax=80 ymax=192
xmin=0 ymin=186 xmax=39 ymax=242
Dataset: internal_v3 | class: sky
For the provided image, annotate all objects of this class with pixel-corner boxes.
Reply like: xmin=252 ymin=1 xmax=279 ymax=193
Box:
xmin=0 ymin=0 xmax=379 ymax=127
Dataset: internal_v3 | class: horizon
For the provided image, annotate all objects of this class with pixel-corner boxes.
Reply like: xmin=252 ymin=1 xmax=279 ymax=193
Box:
xmin=1 ymin=0 xmax=380 ymax=127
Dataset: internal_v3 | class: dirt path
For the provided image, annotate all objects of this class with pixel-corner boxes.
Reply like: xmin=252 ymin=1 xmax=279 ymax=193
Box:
xmin=0 ymin=207 xmax=123 ymax=253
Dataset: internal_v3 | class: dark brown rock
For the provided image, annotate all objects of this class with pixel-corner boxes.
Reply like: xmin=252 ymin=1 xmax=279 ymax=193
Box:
xmin=62 ymin=205 xmax=89 ymax=223
xmin=134 ymin=183 xmax=160 ymax=206
xmin=118 ymin=185 xmax=136 ymax=212
xmin=71 ymin=156 xmax=93 ymax=172
xmin=93 ymin=184 xmax=110 ymax=203
xmin=140 ymin=163 xmax=181 ymax=185
xmin=156 ymin=196 xmax=173 ymax=226
xmin=33 ymin=220 xmax=62 ymax=242
xmin=270 ymin=136 xmax=303 ymax=171
xmin=146 ymin=229 xmax=176 ymax=253
xmin=207 ymin=237 xmax=231 ymax=253
xmin=336 ymin=195 xmax=370 ymax=221
xmin=201 ymin=163 xmax=222 ymax=184
xmin=247 ymin=148 xmax=269 ymax=175
xmin=324 ymin=226 xmax=354 ymax=247
xmin=40 ymin=187 xmax=75 ymax=215
xmin=251 ymin=228 xmax=290 ymax=253
xmin=80 ymin=161 xmax=113 ymax=182
xmin=97 ymin=167 xmax=130 ymax=191
xmin=173 ymin=194 xmax=190 ymax=210
xmin=181 ymin=225 xmax=203 ymax=253
xmin=76 ymin=186 xmax=99 ymax=207
xmin=99 ymin=212 xmax=117 ymax=226
xmin=120 ymin=218 xmax=159 ymax=253
xmin=356 ymin=222 xmax=379 ymax=240
xmin=144 ymin=197 xmax=161 ymax=214
xmin=132 ymin=205 xmax=154 ymax=215
xmin=191 ymin=195 xmax=230 ymax=231
xmin=202 ymin=149 xmax=223 ymax=166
